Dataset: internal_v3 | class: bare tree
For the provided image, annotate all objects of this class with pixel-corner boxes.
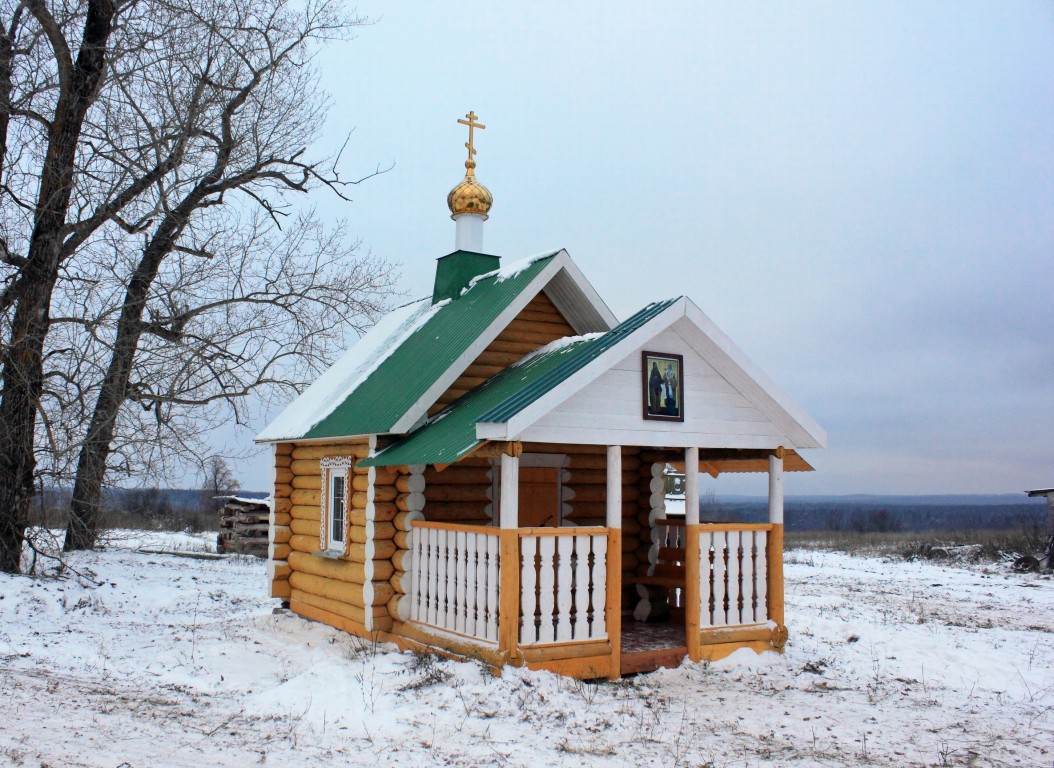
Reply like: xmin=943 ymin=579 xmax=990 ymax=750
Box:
xmin=0 ymin=0 xmax=394 ymax=570
xmin=199 ymin=455 xmax=237 ymax=516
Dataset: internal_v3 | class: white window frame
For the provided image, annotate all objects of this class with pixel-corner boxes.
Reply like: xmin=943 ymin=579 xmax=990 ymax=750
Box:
xmin=320 ymin=457 xmax=355 ymax=556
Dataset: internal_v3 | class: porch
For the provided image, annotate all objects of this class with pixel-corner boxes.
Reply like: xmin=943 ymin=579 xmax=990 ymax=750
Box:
xmin=390 ymin=445 xmax=788 ymax=678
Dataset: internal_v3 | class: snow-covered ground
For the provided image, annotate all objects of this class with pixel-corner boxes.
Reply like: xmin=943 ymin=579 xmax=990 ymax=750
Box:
xmin=1 ymin=531 xmax=1051 ymax=767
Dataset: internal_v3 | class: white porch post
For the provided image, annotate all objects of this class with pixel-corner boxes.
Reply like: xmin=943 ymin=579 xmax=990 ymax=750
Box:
xmin=685 ymin=446 xmax=700 ymax=525
xmin=767 ymin=447 xmax=786 ymax=632
xmin=685 ymin=446 xmax=701 ymax=661
xmin=499 ymin=452 xmax=519 ymax=529
xmin=606 ymin=445 xmax=623 ymax=679
xmin=606 ymin=446 xmax=622 ymax=529
xmin=498 ymin=451 xmax=520 ymax=658
xmin=768 ymin=449 xmax=784 ymax=524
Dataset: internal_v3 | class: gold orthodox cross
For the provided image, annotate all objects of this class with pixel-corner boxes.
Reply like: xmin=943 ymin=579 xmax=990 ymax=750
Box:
xmin=458 ymin=111 xmax=485 ymax=164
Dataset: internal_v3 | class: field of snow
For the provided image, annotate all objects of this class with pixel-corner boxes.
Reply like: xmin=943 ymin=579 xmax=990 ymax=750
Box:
xmin=1 ymin=531 xmax=1051 ymax=767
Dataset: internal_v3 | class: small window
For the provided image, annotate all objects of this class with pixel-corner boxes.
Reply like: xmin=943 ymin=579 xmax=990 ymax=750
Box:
xmin=320 ymin=457 xmax=355 ymax=555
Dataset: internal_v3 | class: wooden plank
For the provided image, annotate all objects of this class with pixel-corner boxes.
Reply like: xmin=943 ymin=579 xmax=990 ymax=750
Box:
xmin=605 ymin=529 xmax=622 ymax=680
xmin=414 ymin=520 xmax=499 ymax=535
xmin=525 ymin=654 xmax=614 ymax=680
xmin=518 ymin=639 xmax=611 ymax=662
xmin=767 ymin=524 xmax=784 ymax=628
xmin=498 ymin=529 xmax=520 ymax=658
xmin=685 ymin=525 xmax=701 ymax=662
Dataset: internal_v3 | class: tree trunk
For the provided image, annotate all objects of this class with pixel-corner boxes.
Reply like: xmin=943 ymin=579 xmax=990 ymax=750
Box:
xmin=0 ymin=0 xmax=116 ymax=572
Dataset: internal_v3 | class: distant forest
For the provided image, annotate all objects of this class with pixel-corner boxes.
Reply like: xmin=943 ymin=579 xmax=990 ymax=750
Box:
xmin=31 ymin=487 xmax=1048 ymax=535
xmin=700 ymin=494 xmax=1048 ymax=533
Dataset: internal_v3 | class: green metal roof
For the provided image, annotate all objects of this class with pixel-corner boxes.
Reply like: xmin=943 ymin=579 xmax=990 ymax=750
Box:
xmin=359 ymin=298 xmax=679 ymax=467
xmin=301 ymin=253 xmax=558 ymax=439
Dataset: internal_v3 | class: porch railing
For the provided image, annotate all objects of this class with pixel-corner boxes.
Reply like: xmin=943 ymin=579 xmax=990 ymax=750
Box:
xmin=519 ymin=527 xmax=609 ymax=645
xmin=408 ymin=522 xmax=500 ymax=644
xmin=698 ymin=523 xmax=771 ymax=627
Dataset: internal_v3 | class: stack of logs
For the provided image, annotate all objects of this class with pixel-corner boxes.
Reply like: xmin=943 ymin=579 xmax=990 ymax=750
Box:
xmin=217 ymin=496 xmax=272 ymax=557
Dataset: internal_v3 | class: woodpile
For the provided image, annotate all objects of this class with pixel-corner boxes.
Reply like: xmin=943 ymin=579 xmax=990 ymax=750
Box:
xmin=217 ymin=495 xmax=272 ymax=557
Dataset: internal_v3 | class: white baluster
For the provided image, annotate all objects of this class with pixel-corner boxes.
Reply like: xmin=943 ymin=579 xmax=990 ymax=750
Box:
xmin=756 ymin=530 xmax=768 ymax=623
xmin=537 ymin=536 xmax=556 ymax=643
xmin=590 ymin=534 xmax=608 ymax=639
xmin=573 ymin=534 xmax=589 ymax=639
xmin=520 ymin=536 xmax=538 ymax=644
xmin=464 ymin=532 xmax=478 ymax=637
xmin=428 ymin=527 xmax=440 ymax=626
xmin=486 ymin=534 xmax=499 ymax=642
xmin=455 ymin=530 xmax=467 ymax=634
xmin=728 ymin=530 xmax=744 ymax=624
xmin=556 ymin=536 xmax=573 ymax=642
xmin=445 ymin=530 xmax=458 ymax=630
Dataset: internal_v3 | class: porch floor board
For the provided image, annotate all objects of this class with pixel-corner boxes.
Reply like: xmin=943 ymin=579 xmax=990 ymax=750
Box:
xmin=620 ymin=621 xmax=687 ymax=675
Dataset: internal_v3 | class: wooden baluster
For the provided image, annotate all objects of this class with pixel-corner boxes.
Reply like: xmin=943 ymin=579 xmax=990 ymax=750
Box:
xmin=711 ymin=530 xmax=727 ymax=626
xmin=520 ymin=536 xmax=538 ymax=644
xmin=573 ymin=533 xmax=589 ymax=639
xmin=590 ymin=534 xmax=608 ymax=639
xmin=556 ymin=536 xmax=574 ymax=642
xmin=486 ymin=534 xmax=499 ymax=642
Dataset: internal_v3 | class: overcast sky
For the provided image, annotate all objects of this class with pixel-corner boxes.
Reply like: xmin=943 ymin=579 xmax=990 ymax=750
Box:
xmin=231 ymin=1 xmax=1054 ymax=497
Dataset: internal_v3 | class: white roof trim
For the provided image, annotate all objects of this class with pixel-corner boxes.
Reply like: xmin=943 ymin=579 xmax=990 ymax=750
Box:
xmin=476 ymin=297 xmax=827 ymax=450
xmin=389 ymin=249 xmax=616 ymax=434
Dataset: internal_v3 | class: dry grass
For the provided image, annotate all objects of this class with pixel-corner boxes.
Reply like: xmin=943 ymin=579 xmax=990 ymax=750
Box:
xmin=786 ymin=525 xmax=1049 ymax=564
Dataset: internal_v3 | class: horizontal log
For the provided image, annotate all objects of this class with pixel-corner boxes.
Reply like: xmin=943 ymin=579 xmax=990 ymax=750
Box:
xmin=568 ymin=455 xmax=641 ymax=471
xmin=290 ymin=571 xmax=366 ymax=608
xmin=290 ymin=458 xmax=321 ymax=475
xmin=568 ymin=485 xmax=640 ymax=503
xmin=273 ymin=497 xmax=291 ymax=515
xmin=274 ymin=483 xmax=293 ymax=499
xmin=292 ymin=443 xmax=369 ymax=461
xmin=290 ymin=588 xmax=388 ymax=626
xmin=274 ymin=453 xmax=292 ymax=469
xmin=290 ymin=599 xmax=369 ymax=638
xmin=622 ymin=552 xmax=639 ymax=571
xmin=460 ymin=362 xmax=506 ymax=379
xmin=292 ymin=474 xmax=321 ymax=490
xmin=272 ymin=512 xmax=292 ymax=527
xmin=394 ymin=510 xmax=424 ymax=531
xmin=350 ymin=503 xmax=398 ymax=525
xmin=392 ymin=549 xmax=411 ymax=571
xmin=388 ymin=593 xmax=408 ymax=622
xmin=393 ymin=530 xmax=410 ymax=550
xmin=290 ymin=534 xmax=321 ymax=555
xmin=269 ymin=561 xmax=291 ymax=580
xmin=350 ymin=522 xmax=395 ymax=544
xmin=391 ymin=570 xmax=409 ymax=595
xmin=420 ymin=501 xmax=492 ymax=522
xmin=291 ymin=504 xmax=320 ymax=521
xmin=270 ymin=542 xmax=291 ymax=560
xmin=470 ymin=349 xmax=527 ymax=368
xmin=291 ymin=489 xmax=321 ymax=507
xmin=495 ymin=328 xmax=566 ymax=346
xmin=483 ymin=339 xmax=538 ymax=355
xmin=391 ymin=621 xmax=506 ymax=667
xmin=566 ymin=469 xmax=642 ymax=485
xmin=271 ymin=580 xmax=291 ymax=599
xmin=524 ymin=443 xmax=608 ymax=455
xmin=275 ymin=442 xmax=293 ymax=456
xmin=395 ymin=474 xmax=427 ymax=494
xmin=421 ymin=485 xmax=490 ymax=502
xmin=274 ymin=468 xmax=295 ymax=485
xmin=350 ymin=539 xmax=396 ymax=561
xmin=514 ymin=309 xmax=569 ymax=324
xmin=271 ymin=525 xmax=292 ymax=544
xmin=288 ymin=550 xmax=392 ymax=583
xmin=424 ymin=466 xmax=492 ymax=484
xmin=519 ymin=640 xmax=611 ymax=664
xmin=290 ymin=518 xmax=318 ymax=536
xmin=504 ymin=316 xmax=573 ymax=335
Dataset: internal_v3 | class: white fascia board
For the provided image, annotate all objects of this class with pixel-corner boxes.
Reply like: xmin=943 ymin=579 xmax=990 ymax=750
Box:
xmin=475 ymin=422 xmax=508 ymax=440
xmin=390 ymin=251 xmax=569 ymax=435
xmin=679 ymin=300 xmax=828 ymax=449
xmin=494 ymin=299 xmax=688 ymax=441
xmin=549 ymin=254 xmax=618 ymax=330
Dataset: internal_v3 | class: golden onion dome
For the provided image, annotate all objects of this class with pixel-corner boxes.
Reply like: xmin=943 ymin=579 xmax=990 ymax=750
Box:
xmin=447 ymin=160 xmax=493 ymax=219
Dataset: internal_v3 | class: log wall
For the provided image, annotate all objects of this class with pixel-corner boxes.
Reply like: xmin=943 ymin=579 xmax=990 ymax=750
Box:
xmin=268 ymin=443 xmax=294 ymax=599
xmin=428 ymin=292 xmax=575 ymax=415
xmin=282 ymin=439 xmax=400 ymax=634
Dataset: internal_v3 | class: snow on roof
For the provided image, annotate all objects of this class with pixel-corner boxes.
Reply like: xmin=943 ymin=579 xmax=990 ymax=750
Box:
xmin=256 ymin=297 xmax=445 ymax=442
xmin=511 ymin=331 xmax=605 ymax=367
xmin=463 ymin=248 xmax=560 ymax=294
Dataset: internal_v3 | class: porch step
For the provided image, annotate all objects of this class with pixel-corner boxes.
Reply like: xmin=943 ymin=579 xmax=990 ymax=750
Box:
xmin=620 ymin=645 xmax=688 ymax=675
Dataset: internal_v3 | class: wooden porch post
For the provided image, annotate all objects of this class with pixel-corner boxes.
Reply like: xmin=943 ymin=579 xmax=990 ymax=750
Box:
xmin=767 ymin=447 xmax=785 ymax=633
xmin=498 ymin=452 xmax=521 ymax=662
xmin=684 ymin=446 xmax=701 ymax=662
xmin=606 ymin=445 xmax=623 ymax=680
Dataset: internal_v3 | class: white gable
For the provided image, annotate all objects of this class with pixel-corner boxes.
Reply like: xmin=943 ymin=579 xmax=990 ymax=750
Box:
xmin=486 ymin=298 xmax=826 ymax=451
